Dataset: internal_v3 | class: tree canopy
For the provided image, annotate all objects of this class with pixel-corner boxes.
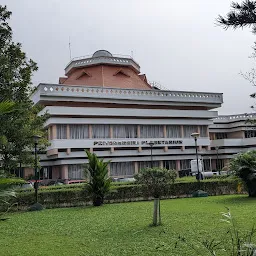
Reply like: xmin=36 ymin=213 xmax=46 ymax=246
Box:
xmin=217 ymin=1 xmax=256 ymax=33
xmin=0 ymin=5 xmax=48 ymax=174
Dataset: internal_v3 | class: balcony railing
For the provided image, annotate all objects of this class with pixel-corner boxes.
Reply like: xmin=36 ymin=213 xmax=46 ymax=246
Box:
xmin=33 ymin=83 xmax=223 ymax=105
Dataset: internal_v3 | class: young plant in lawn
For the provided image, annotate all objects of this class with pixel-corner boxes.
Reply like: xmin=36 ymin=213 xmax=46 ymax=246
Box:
xmin=134 ymin=167 xmax=177 ymax=226
xmin=84 ymin=150 xmax=111 ymax=206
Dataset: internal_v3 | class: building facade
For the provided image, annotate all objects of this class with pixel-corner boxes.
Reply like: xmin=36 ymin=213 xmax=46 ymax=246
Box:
xmin=27 ymin=50 xmax=256 ymax=180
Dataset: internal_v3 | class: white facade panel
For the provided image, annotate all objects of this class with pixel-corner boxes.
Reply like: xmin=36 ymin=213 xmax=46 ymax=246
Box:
xmin=45 ymin=117 xmax=213 ymax=126
xmin=47 ymin=137 xmax=210 ymax=150
xmin=40 ymin=106 xmax=218 ymax=119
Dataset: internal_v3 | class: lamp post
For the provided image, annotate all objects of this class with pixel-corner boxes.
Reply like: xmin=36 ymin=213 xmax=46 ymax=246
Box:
xmin=148 ymin=141 xmax=154 ymax=168
xmin=33 ymin=135 xmax=41 ymax=204
xmin=216 ymin=146 xmax=220 ymax=175
xmin=191 ymin=132 xmax=201 ymax=181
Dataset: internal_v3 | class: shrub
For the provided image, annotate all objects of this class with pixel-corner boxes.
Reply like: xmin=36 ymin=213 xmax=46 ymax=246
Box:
xmin=230 ymin=150 xmax=256 ymax=197
xmin=135 ymin=167 xmax=177 ymax=226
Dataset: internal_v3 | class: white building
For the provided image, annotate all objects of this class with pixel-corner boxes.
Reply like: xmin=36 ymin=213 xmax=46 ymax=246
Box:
xmin=29 ymin=50 xmax=226 ymax=180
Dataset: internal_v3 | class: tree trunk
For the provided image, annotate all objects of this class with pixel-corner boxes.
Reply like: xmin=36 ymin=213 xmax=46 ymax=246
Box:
xmin=152 ymin=198 xmax=161 ymax=226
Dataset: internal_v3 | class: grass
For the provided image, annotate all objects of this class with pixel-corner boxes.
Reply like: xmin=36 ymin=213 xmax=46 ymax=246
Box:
xmin=1 ymin=195 xmax=256 ymax=256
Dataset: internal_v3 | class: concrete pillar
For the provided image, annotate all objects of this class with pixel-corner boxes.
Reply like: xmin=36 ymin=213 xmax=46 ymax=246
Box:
xmin=160 ymin=160 xmax=163 ymax=168
xmin=181 ymin=125 xmax=185 ymax=151
xmin=207 ymin=126 xmax=211 ymax=150
xmin=198 ymin=126 xmax=202 ymax=151
xmin=48 ymin=127 xmax=51 ymax=140
xmin=89 ymin=124 xmax=93 ymax=152
xmin=66 ymin=124 xmax=70 ymax=139
xmin=66 ymin=148 xmax=71 ymax=155
xmin=107 ymin=164 xmax=111 ymax=177
xmin=110 ymin=125 xmax=114 ymax=153
xmin=52 ymin=125 xmax=57 ymax=139
xmin=176 ymin=160 xmax=181 ymax=178
xmin=163 ymin=125 xmax=168 ymax=152
xmin=134 ymin=162 xmax=138 ymax=174
xmin=61 ymin=165 xmax=68 ymax=180
xmin=137 ymin=125 xmax=142 ymax=152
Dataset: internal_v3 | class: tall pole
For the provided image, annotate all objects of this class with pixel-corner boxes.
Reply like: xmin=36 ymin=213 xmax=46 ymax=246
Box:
xmin=34 ymin=141 xmax=38 ymax=203
xmin=195 ymin=137 xmax=200 ymax=181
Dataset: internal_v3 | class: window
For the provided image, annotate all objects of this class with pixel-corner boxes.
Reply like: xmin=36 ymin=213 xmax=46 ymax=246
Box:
xmin=215 ymin=133 xmax=228 ymax=139
xmin=68 ymin=164 xmax=85 ymax=180
xmin=199 ymin=126 xmax=208 ymax=137
xmin=245 ymin=130 xmax=256 ymax=138
xmin=112 ymin=125 xmax=137 ymax=138
xmin=166 ymin=125 xmax=181 ymax=138
xmin=56 ymin=125 xmax=67 ymax=139
xmin=70 ymin=124 xmax=89 ymax=139
xmin=183 ymin=126 xmax=198 ymax=138
xmin=216 ymin=159 xmax=224 ymax=170
xmin=140 ymin=125 xmax=164 ymax=138
xmin=180 ymin=159 xmax=191 ymax=170
xmin=110 ymin=162 xmax=134 ymax=177
xmin=203 ymin=159 xmax=211 ymax=171
xmin=163 ymin=160 xmax=176 ymax=170
xmin=92 ymin=125 xmax=110 ymax=138
xmin=138 ymin=161 xmax=160 ymax=171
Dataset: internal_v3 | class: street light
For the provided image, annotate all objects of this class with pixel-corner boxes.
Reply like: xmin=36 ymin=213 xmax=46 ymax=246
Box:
xmin=148 ymin=141 xmax=154 ymax=168
xmin=216 ymin=146 xmax=220 ymax=175
xmin=33 ymin=135 xmax=41 ymax=204
xmin=191 ymin=132 xmax=201 ymax=181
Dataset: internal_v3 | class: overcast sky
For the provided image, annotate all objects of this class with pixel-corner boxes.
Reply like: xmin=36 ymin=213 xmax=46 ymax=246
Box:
xmin=3 ymin=0 xmax=256 ymax=115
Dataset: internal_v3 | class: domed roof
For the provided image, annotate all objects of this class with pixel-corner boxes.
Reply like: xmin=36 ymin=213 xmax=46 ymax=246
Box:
xmin=92 ymin=50 xmax=113 ymax=58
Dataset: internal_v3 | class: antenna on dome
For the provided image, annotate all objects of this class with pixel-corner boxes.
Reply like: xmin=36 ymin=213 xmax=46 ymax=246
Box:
xmin=69 ymin=36 xmax=72 ymax=60
xmin=131 ymin=50 xmax=133 ymax=58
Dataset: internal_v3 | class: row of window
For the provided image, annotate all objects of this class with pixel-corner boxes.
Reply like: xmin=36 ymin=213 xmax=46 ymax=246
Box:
xmin=54 ymin=124 xmax=208 ymax=139
xmin=68 ymin=158 xmax=225 ymax=180
xmin=245 ymin=130 xmax=256 ymax=138
xmin=67 ymin=160 xmax=199 ymax=179
xmin=211 ymin=131 xmax=256 ymax=140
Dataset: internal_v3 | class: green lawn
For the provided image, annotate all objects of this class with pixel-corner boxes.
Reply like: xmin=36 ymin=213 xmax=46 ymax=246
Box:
xmin=1 ymin=195 xmax=256 ymax=256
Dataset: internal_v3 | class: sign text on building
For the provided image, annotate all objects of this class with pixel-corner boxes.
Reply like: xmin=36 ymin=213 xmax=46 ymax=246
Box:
xmin=93 ymin=140 xmax=183 ymax=146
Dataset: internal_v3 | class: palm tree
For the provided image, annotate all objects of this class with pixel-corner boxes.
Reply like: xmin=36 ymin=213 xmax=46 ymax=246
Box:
xmin=84 ymin=150 xmax=111 ymax=206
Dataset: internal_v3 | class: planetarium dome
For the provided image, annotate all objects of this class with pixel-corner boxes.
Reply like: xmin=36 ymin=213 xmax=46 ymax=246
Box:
xmin=92 ymin=50 xmax=113 ymax=58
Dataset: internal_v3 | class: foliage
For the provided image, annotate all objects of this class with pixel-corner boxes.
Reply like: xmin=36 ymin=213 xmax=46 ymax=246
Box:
xmin=216 ymin=1 xmax=256 ymax=109
xmin=84 ymin=150 xmax=111 ymax=206
xmin=176 ymin=208 xmax=256 ymax=255
xmin=217 ymin=0 xmax=256 ymax=33
xmin=135 ymin=168 xmax=177 ymax=226
xmin=0 ymin=177 xmax=24 ymax=219
xmin=135 ymin=167 xmax=177 ymax=198
xmin=0 ymin=195 xmax=256 ymax=255
xmin=0 ymin=5 xmax=48 ymax=174
xmin=230 ymin=151 xmax=256 ymax=197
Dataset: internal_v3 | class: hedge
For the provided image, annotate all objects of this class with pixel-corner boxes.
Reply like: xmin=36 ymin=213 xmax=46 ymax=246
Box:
xmin=0 ymin=178 xmax=25 ymax=190
xmin=7 ymin=179 xmax=245 ymax=211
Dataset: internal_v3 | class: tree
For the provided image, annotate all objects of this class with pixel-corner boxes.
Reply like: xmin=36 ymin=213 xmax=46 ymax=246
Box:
xmin=0 ymin=5 xmax=47 ymax=174
xmin=217 ymin=1 xmax=256 ymax=108
xmin=217 ymin=1 xmax=256 ymax=33
xmin=135 ymin=167 xmax=177 ymax=226
xmin=84 ymin=150 xmax=111 ymax=206
xmin=230 ymin=150 xmax=256 ymax=197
